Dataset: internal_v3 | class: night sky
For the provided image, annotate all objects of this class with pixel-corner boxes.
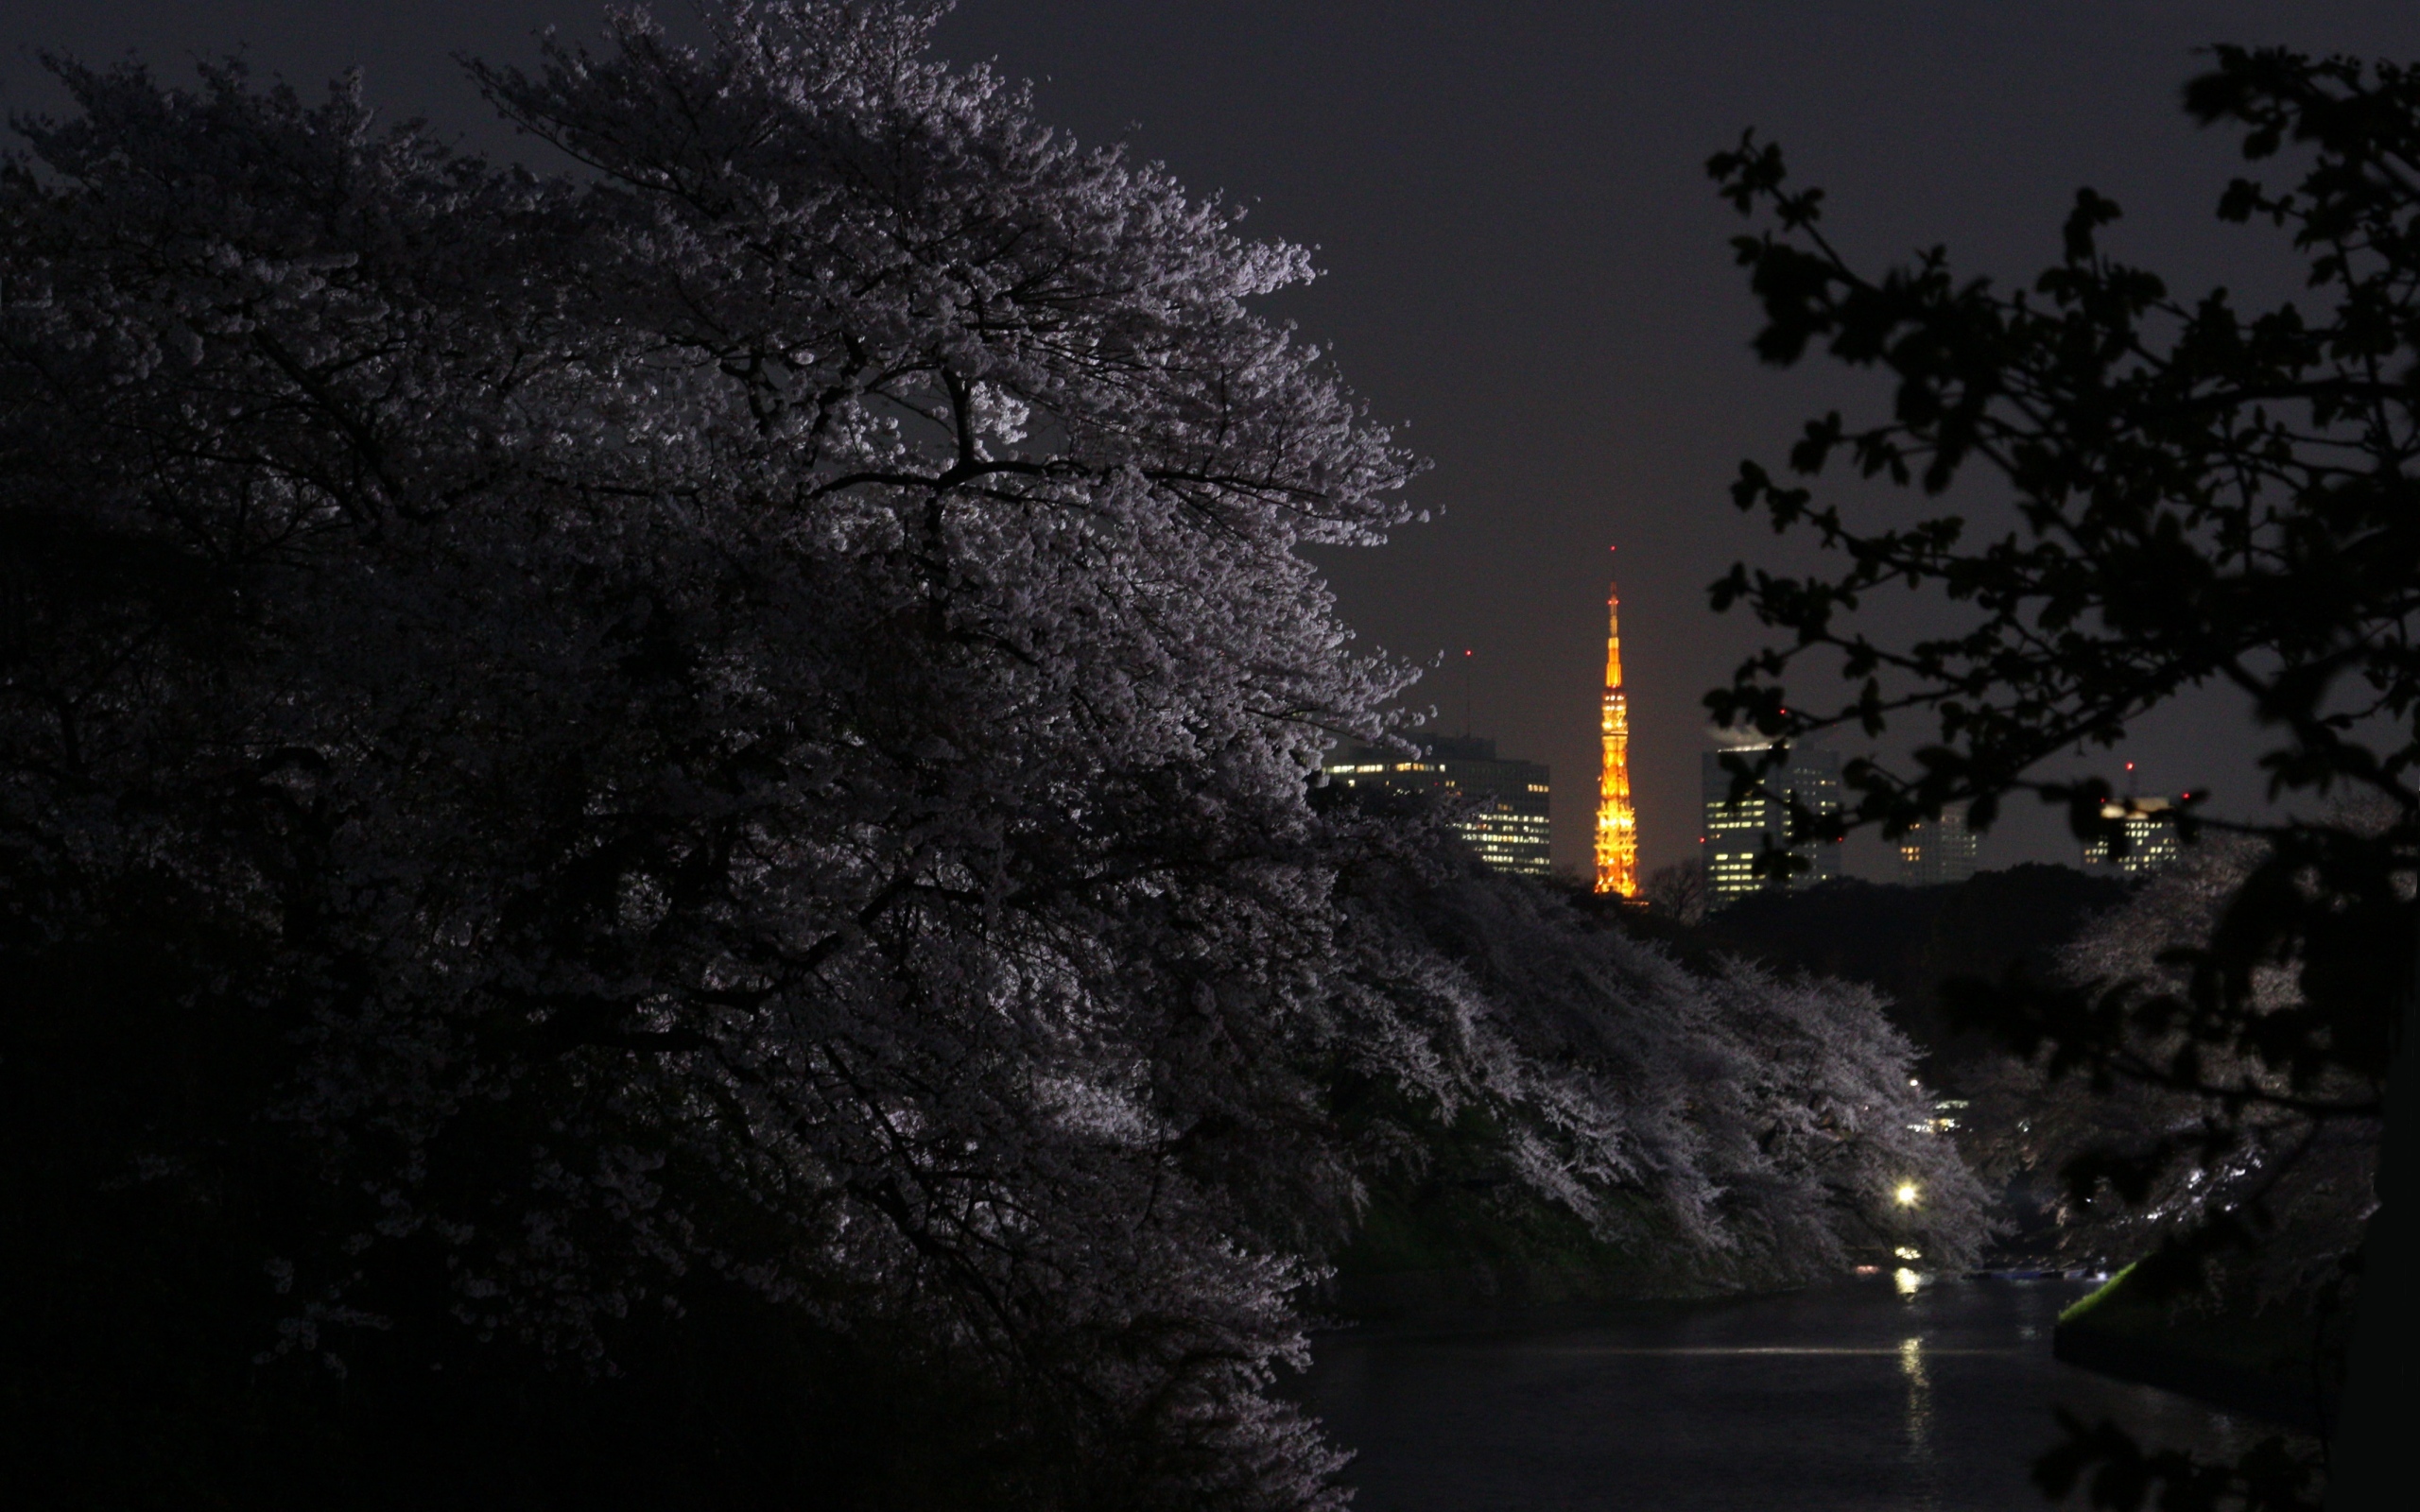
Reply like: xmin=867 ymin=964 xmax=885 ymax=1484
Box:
xmin=9 ymin=1 xmax=2415 ymax=877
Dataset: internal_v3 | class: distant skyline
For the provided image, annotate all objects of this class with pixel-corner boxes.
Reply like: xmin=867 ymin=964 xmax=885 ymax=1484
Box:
xmin=931 ymin=1 xmax=2417 ymax=881
xmin=7 ymin=1 xmax=2413 ymax=877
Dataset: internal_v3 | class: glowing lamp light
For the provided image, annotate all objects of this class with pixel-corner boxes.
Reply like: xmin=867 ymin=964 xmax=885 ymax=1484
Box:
xmin=1893 ymin=1182 xmax=1921 ymax=1208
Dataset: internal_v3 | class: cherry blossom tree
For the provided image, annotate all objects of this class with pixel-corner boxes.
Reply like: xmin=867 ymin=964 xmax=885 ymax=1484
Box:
xmin=1326 ymin=802 xmax=1992 ymax=1288
xmin=0 ymin=6 xmax=1990 ymax=1503
xmin=3 ymin=5 xmax=1414 ymax=1500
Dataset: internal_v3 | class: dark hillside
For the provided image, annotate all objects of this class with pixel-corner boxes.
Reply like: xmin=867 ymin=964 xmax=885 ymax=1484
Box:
xmin=1672 ymin=865 xmax=2131 ymax=1078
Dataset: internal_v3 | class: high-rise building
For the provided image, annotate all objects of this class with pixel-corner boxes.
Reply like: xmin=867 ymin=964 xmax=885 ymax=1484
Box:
xmin=1897 ymin=802 xmax=1979 ymax=886
xmin=1594 ymin=576 xmax=1639 ymax=897
xmin=1701 ymin=745 xmax=1843 ymax=904
xmin=2079 ymin=797 xmax=2184 ymax=874
xmin=1324 ymin=736 xmax=1551 ymax=877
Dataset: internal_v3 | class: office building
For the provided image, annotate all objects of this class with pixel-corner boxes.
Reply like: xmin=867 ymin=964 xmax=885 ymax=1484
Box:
xmin=1701 ymin=745 xmax=1843 ymax=904
xmin=1325 ymin=736 xmax=1552 ymax=877
xmin=2079 ymin=797 xmax=2184 ymax=874
xmin=1897 ymin=802 xmax=1980 ymax=886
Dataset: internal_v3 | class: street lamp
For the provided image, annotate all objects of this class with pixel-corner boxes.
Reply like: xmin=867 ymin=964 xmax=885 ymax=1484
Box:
xmin=1894 ymin=1182 xmax=1920 ymax=1207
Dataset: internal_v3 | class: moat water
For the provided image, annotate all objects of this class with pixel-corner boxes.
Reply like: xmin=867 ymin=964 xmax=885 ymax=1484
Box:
xmin=1300 ymin=1276 xmax=2299 ymax=1511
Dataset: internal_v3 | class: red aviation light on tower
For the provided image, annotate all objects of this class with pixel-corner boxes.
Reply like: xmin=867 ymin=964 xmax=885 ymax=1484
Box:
xmin=1595 ymin=547 xmax=1639 ymax=897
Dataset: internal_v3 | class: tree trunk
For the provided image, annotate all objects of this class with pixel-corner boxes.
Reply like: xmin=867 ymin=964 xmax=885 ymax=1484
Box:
xmin=2324 ymin=930 xmax=2420 ymax=1507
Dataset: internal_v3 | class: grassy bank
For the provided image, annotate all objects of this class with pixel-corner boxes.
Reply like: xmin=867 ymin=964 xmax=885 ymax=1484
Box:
xmin=2052 ymin=1264 xmax=2342 ymax=1431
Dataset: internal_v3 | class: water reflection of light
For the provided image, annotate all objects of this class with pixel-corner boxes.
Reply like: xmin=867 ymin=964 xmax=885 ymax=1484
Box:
xmin=1900 ymin=1336 xmax=1934 ymax=1469
xmin=1893 ymin=1267 xmax=1923 ymax=1297
xmin=1539 ymin=1345 xmax=2014 ymax=1356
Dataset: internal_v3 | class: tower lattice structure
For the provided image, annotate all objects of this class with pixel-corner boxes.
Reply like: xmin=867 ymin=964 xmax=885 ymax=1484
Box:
xmin=1595 ymin=579 xmax=1639 ymax=896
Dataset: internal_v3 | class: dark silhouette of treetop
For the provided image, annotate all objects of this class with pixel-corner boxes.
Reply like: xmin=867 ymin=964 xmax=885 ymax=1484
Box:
xmin=1709 ymin=44 xmax=2420 ymax=1511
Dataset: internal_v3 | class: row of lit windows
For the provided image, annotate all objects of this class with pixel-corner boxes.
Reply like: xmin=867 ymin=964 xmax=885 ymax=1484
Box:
xmin=1327 ymin=753 xmax=1550 ymax=880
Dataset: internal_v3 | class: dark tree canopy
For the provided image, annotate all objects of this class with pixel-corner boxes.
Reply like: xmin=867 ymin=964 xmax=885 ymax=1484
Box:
xmin=1708 ymin=44 xmax=2420 ymax=1510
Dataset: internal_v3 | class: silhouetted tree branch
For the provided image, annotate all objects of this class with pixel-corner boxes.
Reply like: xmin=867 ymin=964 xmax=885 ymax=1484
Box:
xmin=1709 ymin=44 xmax=2420 ymax=1509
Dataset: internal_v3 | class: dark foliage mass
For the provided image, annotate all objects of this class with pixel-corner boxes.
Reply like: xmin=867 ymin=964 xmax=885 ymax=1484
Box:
xmin=1690 ymin=866 xmax=2130 ymax=1072
xmin=0 ymin=6 xmax=1985 ymax=1506
xmin=1707 ymin=43 xmax=2420 ymax=1510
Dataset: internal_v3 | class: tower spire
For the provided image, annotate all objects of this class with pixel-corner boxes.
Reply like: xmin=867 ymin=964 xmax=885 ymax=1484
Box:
xmin=1595 ymin=558 xmax=1639 ymax=897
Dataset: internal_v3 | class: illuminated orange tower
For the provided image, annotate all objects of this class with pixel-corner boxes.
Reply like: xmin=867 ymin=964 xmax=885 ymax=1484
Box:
xmin=1594 ymin=564 xmax=1639 ymax=897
